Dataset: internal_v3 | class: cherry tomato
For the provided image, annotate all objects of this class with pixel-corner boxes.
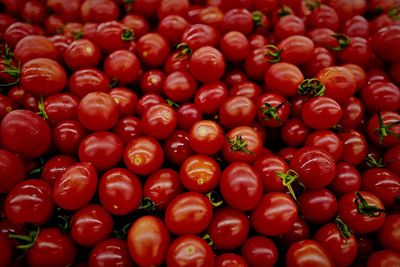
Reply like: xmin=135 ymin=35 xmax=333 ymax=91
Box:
xmin=304 ymin=130 xmax=343 ymax=161
xmin=384 ymin=145 xmax=400 ymax=177
xmin=104 ymin=49 xmax=141 ymax=85
xmin=112 ymin=116 xmax=143 ymax=145
xmin=329 ymin=162 xmax=361 ymax=196
xmin=44 ymin=93 xmax=79 ymax=124
xmin=338 ymin=130 xmax=368 ymax=165
xmin=278 ymin=35 xmax=314 ymax=65
xmin=367 ymin=250 xmax=400 ymax=267
xmin=279 ymin=217 xmax=310 ymax=247
xmin=89 ymin=238 xmax=133 ymax=267
xmin=190 ymin=46 xmax=226 ymax=83
xmin=301 ymin=97 xmax=343 ymax=130
xmin=241 ymin=236 xmax=278 ymax=267
xmin=53 ymin=120 xmax=88 ymax=156
xmin=286 ymin=240 xmax=334 ymax=267
xmin=64 ymin=38 xmax=101 ymax=70
xmin=163 ymin=130 xmax=194 ymax=166
xmin=69 ymin=68 xmax=110 ymax=98
xmin=141 ymin=103 xmax=177 ymax=140
xmin=216 ymin=253 xmax=248 ymax=267
xmin=253 ymin=155 xmax=289 ymax=193
xmin=299 ymin=189 xmax=338 ymax=224
xmin=163 ymin=71 xmax=197 ymax=103
xmin=0 ymin=149 xmax=25 ymax=193
xmin=371 ymin=25 xmax=400 ymax=62
xmin=367 ymin=111 xmax=400 ymax=147
xmin=14 ymin=35 xmax=57 ymax=64
xmin=265 ymin=62 xmax=304 ymax=97
xmin=177 ymin=103 xmax=202 ymax=131
xmin=0 ymin=232 xmax=12 ymax=267
xmin=220 ymin=31 xmax=250 ymax=62
xmin=41 ymin=155 xmax=76 ymax=186
xmin=256 ymin=92 xmax=290 ymax=128
xmin=189 ymin=120 xmax=225 ymax=155
xmin=219 ymin=96 xmax=256 ymax=129
xmin=136 ymin=33 xmax=170 ymax=67
xmin=194 ymin=82 xmax=228 ymax=115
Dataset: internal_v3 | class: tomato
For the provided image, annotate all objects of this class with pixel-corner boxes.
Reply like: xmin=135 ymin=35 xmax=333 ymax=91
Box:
xmin=216 ymin=253 xmax=248 ymax=267
xmin=0 ymin=232 xmax=12 ymax=267
xmin=98 ymin=168 xmax=142 ymax=215
xmin=177 ymin=103 xmax=202 ymax=131
xmin=384 ymin=145 xmax=400 ymax=177
xmin=109 ymin=87 xmax=138 ymax=117
xmin=5 ymin=179 xmax=53 ymax=225
xmin=181 ymin=23 xmax=219 ymax=52
xmin=301 ymin=96 xmax=343 ymax=130
xmin=190 ymin=46 xmax=226 ymax=83
xmin=180 ymin=154 xmax=220 ymax=193
xmin=220 ymin=31 xmax=250 ymax=62
xmin=53 ymin=162 xmax=98 ymax=210
xmin=123 ymin=136 xmax=164 ymax=175
xmin=207 ymin=207 xmax=249 ymax=250
xmin=80 ymin=0 xmax=119 ymax=23
xmin=307 ymin=4 xmax=339 ymax=31
xmin=4 ymin=22 xmax=36 ymax=48
xmin=338 ymin=130 xmax=368 ymax=165
xmin=367 ymin=111 xmax=400 ymax=147
xmin=70 ymin=204 xmax=113 ymax=247
xmin=0 ymin=149 xmax=25 ymax=194
xmin=44 ymin=93 xmax=79 ymax=124
xmin=280 ymin=118 xmax=310 ymax=147
xmin=53 ymin=120 xmax=88 ymax=156
xmin=41 ymin=155 xmax=76 ymax=186
xmin=167 ymin=235 xmax=214 ymax=267
xmin=371 ymin=25 xmax=400 ymax=62
xmin=94 ymin=21 xmax=133 ymax=52
xmin=189 ymin=120 xmax=225 ymax=155
xmin=342 ymin=15 xmax=369 ymax=38
xmin=377 ymin=214 xmax=400 ymax=253
xmin=220 ymin=162 xmax=263 ymax=211
xmin=158 ymin=15 xmax=189 ymax=44
xmin=244 ymin=46 xmax=275 ymax=81
xmin=163 ymin=130 xmax=194 ymax=166
xmin=304 ymin=130 xmax=343 ymax=161
xmin=136 ymin=33 xmax=170 ymax=67
xmin=139 ymin=69 xmax=165 ymax=95
xmin=361 ymin=168 xmax=400 ymax=208
xmin=69 ymin=68 xmax=110 ymax=98
xmin=253 ymin=155 xmax=289 ymax=193
xmin=286 ymin=240 xmax=334 ymax=267
xmin=104 ymin=49 xmax=141 ymax=85
xmin=89 ymin=239 xmax=132 ymax=267
xmin=338 ymin=96 xmax=364 ymax=130
xmin=299 ymin=189 xmax=338 ymax=224
xmin=165 ymin=192 xmax=212 ymax=235
xmin=64 ymin=38 xmax=101 ymax=70
xmin=78 ymin=92 xmax=119 ymax=131
xmin=141 ymin=103 xmax=177 ymax=140
xmin=157 ymin=0 xmax=189 ymax=20
xmin=79 ymin=132 xmax=123 ymax=171
xmin=303 ymin=46 xmax=335 ymax=78
xmin=127 ymin=216 xmax=170 ymax=266
xmin=274 ymin=14 xmax=305 ymax=41
xmin=265 ymin=62 xmax=304 ymax=97
xmin=342 ymin=63 xmax=367 ymax=91
xmin=367 ymin=250 xmax=400 ymax=267
xmin=329 ymin=162 xmax=361 ymax=196
xmin=14 ymin=35 xmax=57 ymax=64
xmin=143 ymin=168 xmax=183 ymax=210
xmin=290 ymin=146 xmax=336 ymax=189
xmin=251 ymin=192 xmax=298 ymax=236
xmin=1 ymin=110 xmax=51 ymax=158
xmin=361 ymin=81 xmax=400 ymax=113
xmin=163 ymin=71 xmax=197 ymax=103
xmin=229 ymin=81 xmax=262 ymax=102
xmin=219 ymin=96 xmax=256 ymax=129
xmin=279 ymin=217 xmax=310 ymax=247
xmin=256 ymin=92 xmax=290 ymax=128
xmin=241 ymin=236 xmax=278 ymax=267
xmin=277 ymin=35 xmax=314 ymax=65
xmin=338 ymin=191 xmax=386 ymax=234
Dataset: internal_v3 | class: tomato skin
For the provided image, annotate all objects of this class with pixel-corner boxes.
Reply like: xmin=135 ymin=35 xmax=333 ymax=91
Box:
xmin=241 ymin=236 xmax=278 ymax=267
xmin=70 ymin=204 xmax=113 ymax=247
xmin=53 ymin=162 xmax=98 ymax=210
xmin=127 ymin=215 xmax=170 ymax=267
xmin=219 ymin=96 xmax=256 ymax=129
xmin=109 ymin=87 xmax=138 ymax=117
xmin=253 ymin=155 xmax=288 ymax=193
xmin=338 ymin=130 xmax=368 ymax=165
xmin=208 ymin=207 xmax=249 ymax=250
xmin=290 ymin=147 xmax=336 ymax=189
xmin=123 ymin=136 xmax=164 ymax=176
xmin=377 ymin=215 xmax=400 ymax=253
xmin=4 ymin=22 xmax=36 ymax=48
xmin=98 ymin=168 xmax=142 ymax=215
xmin=304 ymin=130 xmax=343 ymax=161
xmin=189 ymin=120 xmax=225 ymax=155
xmin=104 ymin=49 xmax=141 ymax=85
xmin=216 ymin=253 xmax=248 ymax=267
xmin=274 ymin=14 xmax=305 ymax=41
xmin=338 ymin=191 xmax=386 ymax=234
xmin=143 ymin=168 xmax=183 ymax=210
xmin=307 ymin=4 xmax=339 ymax=31
xmin=384 ymin=145 xmax=400 ymax=177
xmin=163 ymin=71 xmax=197 ymax=103
xmin=367 ymin=111 xmax=400 ymax=147
xmin=361 ymin=81 xmax=400 ymax=113
xmin=177 ymin=103 xmax=202 ymax=131
xmin=338 ymin=96 xmax=364 ymax=130
xmin=229 ymin=81 xmax=261 ymax=103
xmin=79 ymin=132 xmax=123 ymax=171
xmin=80 ymin=0 xmax=119 ymax=23
xmin=329 ymin=162 xmax=361 ymax=196
xmin=1 ymin=110 xmax=51 ymax=158
xmin=265 ymin=62 xmax=304 ymax=97
xmin=220 ymin=31 xmax=250 ymax=62
xmin=167 ymin=235 xmax=215 ymax=267
xmin=301 ymin=97 xmax=343 ymax=130
xmin=89 ymin=238 xmax=132 ymax=267
xmin=190 ymin=46 xmax=226 ymax=83
xmin=64 ymin=38 xmax=101 ymax=71
xmin=163 ymin=130 xmax=194 ymax=166
xmin=298 ymin=189 xmax=338 ymax=224
xmin=158 ymin=15 xmax=189 ymax=44
xmin=0 ymin=149 xmax=25 ymax=194
xmin=165 ymin=192 xmax=212 ymax=235
xmin=6 ymin=179 xmax=53 ymax=225
xmin=69 ymin=68 xmax=110 ymax=98
xmin=244 ymin=47 xmax=274 ymax=81
xmin=141 ymin=103 xmax=177 ymax=140
xmin=194 ymin=82 xmax=228 ymax=115
xmin=14 ymin=35 xmax=57 ymax=64
xmin=220 ymin=162 xmax=263 ymax=211
xmin=41 ymin=155 xmax=76 ymax=186
xmin=372 ymin=25 xmax=400 ymax=62
xmin=140 ymin=69 xmax=165 ymax=95
xmin=53 ymin=120 xmax=88 ymax=156
xmin=137 ymin=33 xmax=170 ymax=67
xmin=180 ymin=154 xmax=220 ymax=193
xmin=366 ymin=250 xmax=400 ymax=267
xmin=181 ymin=23 xmax=219 ymax=52
xmin=279 ymin=217 xmax=310 ymax=247
xmin=278 ymin=35 xmax=314 ymax=65
xmin=251 ymin=192 xmax=298 ymax=236
xmin=286 ymin=240 xmax=334 ymax=267
xmin=44 ymin=93 xmax=79 ymax=124
xmin=0 ymin=232 xmax=12 ymax=267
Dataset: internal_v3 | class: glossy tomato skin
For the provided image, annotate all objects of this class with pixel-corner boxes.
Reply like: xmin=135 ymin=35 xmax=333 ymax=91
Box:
xmin=257 ymin=92 xmax=290 ymax=128
xmin=143 ymin=168 xmax=183 ymax=210
xmin=220 ymin=31 xmax=250 ymax=62
xmin=298 ymin=189 xmax=338 ymax=224
xmin=278 ymin=35 xmax=314 ymax=65
xmin=165 ymin=192 xmax=212 ymax=235
xmin=53 ymin=162 xmax=98 ymax=210
xmin=190 ymin=46 xmax=226 ymax=83
xmin=301 ymin=97 xmax=343 ymax=130
xmin=329 ymin=162 xmax=361 ymax=196
xmin=163 ymin=71 xmax=197 ymax=103
xmin=163 ymin=130 xmax=194 ymax=166
xmin=367 ymin=111 xmax=400 ymax=147
xmin=338 ymin=96 xmax=365 ymax=130
xmin=220 ymin=162 xmax=263 ymax=211
xmin=194 ymin=82 xmax=228 ymax=115
xmin=366 ymin=250 xmax=400 ymax=267
xmin=280 ymin=118 xmax=310 ymax=147
xmin=286 ymin=240 xmax=334 ymax=267
xmin=70 ymin=204 xmax=113 ymax=247
xmin=123 ymin=136 xmax=164 ymax=176
xmin=0 ymin=149 xmax=25 ymax=193
xmin=207 ymin=207 xmax=249 ymax=250
xmin=158 ymin=15 xmax=189 ymax=44
xmin=127 ymin=216 xmax=170 ymax=267
xmin=79 ymin=132 xmax=123 ymax=171
xmin=53 ymin=120 xmax=88 ymax=156
xmin=167 ymin=235 xmax=215 ymax=267
xmin=371 ymin=25 xmax=400 ymax=62
xmin=112 ymin=116 xmax=143 ymax=145
xmin=189 ymin=120 xmax=225 ymax=155
xmin=361 ymin=81 xmax=400 ymax=113
xmin=14 ymin=35 xmax=57 ymax=64
xmin=377 ymin=214 xmax=400 ymax=252
xmin=104 ymin=49 xmax=141 ymax=85
xmin=141 ymin=103 xmax=177 ymax=140
xmin=181 ymin=23 xmax=219 ymax=52
xmin=89 ymin=238 xmax=132 ymax=267
xmin=177 ymin=103 xmax=202 ymax=131
xmin=253 ymin=155 xmax=289 ymax=193
xmin=304 ymin=130 xmax=343 ymax=161
xmin=137 ymin=33 xmax=170 ymax=67
xmin=0 ymin=232 xmax=12 ymax=267
xmin=98 ymin=168 xmax=142 ymax=215
xmin=109 ymin=87 xmax=138 ymax=117
xmin=5 ymin=179 xmax=53 ymax=225
xmin=338 ymin=191 xmax=386 ymax=234
xmin=338 ymin=130 xmax=368 ymax=165
xmin=279 ymin=217 xmax=310 ymax=247
xmin=251 ymin=192 xmax=298 ymax=236
xmin=64 ymin=38 xmax=101 ymax=70
xmin=69 ymin=68 xmax=110 ymax=98
xmin=384 ymin=145 xmax=400 ymax=177
xmin=140 ymin=69 xmax=165 ymax=95
xmin=290 ymin=147 xmax=336 ymax=189
xmin=265 ymin=62 xmax=304 ymax=97
xmin=41 ymin=155 xmax=76 ymax=186
xmin=219 ymin=96 xmax=256 ymax=129
xmin=216 ymin=253 xmax=248 ymax=267
xmin=180 ymin=154 xmax=220 ymax=193
xmin=241 ymin=236 xmax=278 ymax=267
xmin=1 ymin=110 xmax=51 ymax=158
xmin=44 ymin=93 xmax=79 ymax=124
xmin=94 ymin=21 xmax=131 ymax=53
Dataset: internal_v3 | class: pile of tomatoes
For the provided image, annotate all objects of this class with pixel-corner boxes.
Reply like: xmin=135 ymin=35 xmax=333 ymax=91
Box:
xmin=1 ymin=0 xmax=400 ymax=266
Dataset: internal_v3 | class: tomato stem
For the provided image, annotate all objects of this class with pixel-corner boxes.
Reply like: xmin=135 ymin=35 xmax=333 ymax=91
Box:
xmin=278 ymin=5 xmax=291 ymax=17
xmin=113 ymin=222 xmax=132 ymax=239
xmin=8 ymin=225 xmax=40 ymax=250
xmin=137 ymin=197 xmax=157 ymax=211
xmin=0 ymin=61 xmax=21 ymax=87
xmin=260 ymin=101 xmax=286 ymax=123
xmin=298 ymin=78 xmax=325 ymax=97
xmin=175 ymin=43 xmax=192 ymax=59
xmin=276 ymin=169 xmax=299 ymax=201
xmin=202 ymin=233 xmax=215 ymax=248
xmin=252 ymin=11 xmax=263 ymax=26
xmin=206 ymin=191 xmax=224 ymax=207
xmin=354 ymin=192 xmax=385 ymax=217
xmin=121 ymin=28 xmax=134 ymax=41
xmin=72 ymin=31 xmax=83 ymax=39
xmin=227 ymin=135 xmax=253 ymax=155
xmin=364 ymin=154 xmax=385 ymax=168
xmin=263 ymin=45 xmax=281 ymax=63
xmin=335 ymin=217 xmax=353 ymax=239
xmin=327 ymin=33 xmax=350 ymax=52
xmin=36 ymin=96 xmax=49 ymax=120
xmin=388 ymin=7 xmax=400 ymax=20
xmin=166 ymin=99 xmax=180 ymax=108
xmin=374 ymin=111 xmax=400 ymax=144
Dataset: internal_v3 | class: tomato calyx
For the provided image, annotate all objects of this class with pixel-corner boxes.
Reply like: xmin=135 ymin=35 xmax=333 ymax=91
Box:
xmin=121 ymin=28 xmax=134 ymax=41
xmin=374 ymin=111 xmax=400 ymax=144
xmin=37 ymin=96 xmax=49 ymax=120
xmin=206 ymin=191 xmax=224 ymax=207
xmin=263 ymin=45 xmax=281 ymax=63
xmin=278 ymin=5 xmax=291 ymax=18
xmin=29 ymin=157 xmax=45 ymax=176
xmin=166 ymin=99 xmax=180 ymax=108
xmin=137 ymin=197 xmax=157 ymax=211
xmin=72 ymin=31 xmax=83 ymax=40
xmin=354 ymin=192 xmax=385 ymax=217
xmin=335 ymin=217 xmax=353 ymax=239
xmin=276 ymin=169 xmax=299 ymax=201
xmin=8 ymin=225 xmax=40 ymax=250
xmin=298 ymin=78 xmax=325 ymax=97
xmin=306 ymin=0 xmax=321 ymax=11
xmin=388 ymin=7 xmax=400 ymax=20
xmin=175 ymin=43 xmax=192 ymax=60
xmin=260 ymin=101 xmax=286 ymax=123
xmin=1 ymin=45 xmax=15 ymax=62
xmin=112 ymin=222 xmax=132 ymax=239
xmin=227 ymin=134 xmax=253 ymax=154
xmin=364 ymin=154 xmax=385 ymax=168
xmin=327 ymin=33 xmax=351 ymax=52
xmin=252 ymin=11 xmax=264 ymax=26
xmin=0 ymin=61 xmax=21 ymax=87
xmin=202 ymin=233 xmax=215 ymax=248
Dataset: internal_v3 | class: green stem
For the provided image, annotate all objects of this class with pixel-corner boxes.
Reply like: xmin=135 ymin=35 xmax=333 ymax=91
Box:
xmin=276 ymin=169 xmax=299 ymax=201
xmin=327 ymin=33 xmax=350 ymax=52
xmin=227 ymin=135 xmax=253 ymax=155
xmin=121 ymin=28 xmax=134 ymax=41
xmin=36 ymin=96 xmax=48 ymax=120
xmin=175 ymin=43 xmax=192 ymax=60
xmin=260 ymin=101 xmax=286 ymax=123
xmin=206 ymin=191 xmax=224 ymax=208
xmin=9 ymin=225 xmax=40 ymax=250
xmin=298 ymin=78 xmax=325 ymax=97
xmin=264 ymin=45 xmax=282 ymax=63
xmin=137 ymin=197 xmax=157 ymax=211
xmin=364 ymin=154 xmax=385 ymax=168
xmin=335 ymin=217 xmax=352 ymax=239
xmin=374 ymin=111 xmax=400 ymax=144
xmin=202 ymin=233 xmax=214 ymax=248
xmin=354 ymin=192 xmax=385 ymax=217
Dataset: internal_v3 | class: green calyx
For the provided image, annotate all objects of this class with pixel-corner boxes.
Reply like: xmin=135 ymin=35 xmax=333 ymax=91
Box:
xmin=175 ymin=43 xmax=192 ymax=60
xmin=227 ymin=135 xmax=253 ymax=155
xmin=137 ymin=197 xmax=157 ymax=211
xmin=354 ymin=192 xmax=385 ymax=217
xmin=8 ymin=225 xmax=40 ymax=250
xmin=374 ymin=111 xmax=400 ymax=144
xmin=121 ymin=28 xmax=134 ymax=41
xmin=264 ymin=45 xmax=282 ymax=63
xmin=276 ymin=169 xmax=299 ymax=201
xmin=206 ymin=191 xmax=224 ymax=208
xmin=260 ymin=101 xmax=286 ymax=123
xmin=37 ymin=96 xmax=48 ymax=120
xmin=298 ymin=78 xmax=325 ymax=97
xmin=335 ymin=217 xmax=353 ymax=239
xmin=364 ymin=154 xmax=385 ymax=168
xmin=327 ymin=33 xmax=350 ymax=52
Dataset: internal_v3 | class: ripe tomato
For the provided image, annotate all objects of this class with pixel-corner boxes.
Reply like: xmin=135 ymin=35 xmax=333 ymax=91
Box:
xmin=301 ymin=96 xmax=343 ymax=130
xmin=241 ymin=236 xmax=278 ymax=267
xmin=377 ymin=214 xmax=400 ymax=253
xmin=361 ymin=81 xmax=400 ymax=113
xmin=158 ymin=15 xmax=189 ymax=44
xmin=180 ymin=154 xmax=220 ymax=193
xmin=141 ymin=103 xmax=177 ymax=140
xmin=366 ymin=250 xmax=400 ymax=267
xmin=163 ymin=130 xmax=194 ymax=166
xmin=53 ymin=120 xmax=88 ymax=156
xmin=44 ymin=93 xmax=79 ymax=124
xmin=304 ymin=130 xmax=343 ymax=161
xmin=286 ymin=240 xmax=334 ymax=267
xmin=0 ymin=149 xmax=25 ymax=193
xmin=367 ymin=111 xmax=400 ymax=147
xmin=216 ymin=253 xmax=248 ymax=267
xmin=298 ymin=189 xmax=338 ymax=224
xmin=194 ymin=82 xmax=228 ymax=115
xmin=280 ymin=118 xmax=310 ymax=147
xmin=127 ymin=216 xmax=170 ymax=266
xmin=277 ymin=35 xmax=314 ymax=65
xmin=14 ymin=35 xmax=57 ymax=64
xmin=103 ymin=49 xmax=141 ymax=85
xmin=329 ymin=162 xmax=361 ymax=196
xmin=371 ymin=25 xmax=400 ymax=62
xmin=219 ymin=96 xmax=256 ymax=129
xmin=109 ymin=87 xmax=138 ymax=117
xmin=256 ymin=92 xmax=290 ymax=128
xmin=0 ymin=232 xmax=12 ymax=267
xmin=384 ymin=145 xmax=400 ymax=177
xmin=136 ymin=33 xmax=170 ymax=67
xmin=265 ymin=62 xmax=304 ymax=97
xmin=338 ymin=130 xmax=368 ymax=165
xmin=253 ymin=154 xmax=289 ymax=193
xmin=189 ymin=120 xmax=225 ymax=155
xmin=177 ymin=103 xmax=202 ymax=131
xmin=190 ymin=46 xmax=226 ymax=83
xmin=165 ymin=192 xmax=212 ymax=235
xmin=64 ymin=38 xmax=101 ymax=70
xmin=98 ymin=168 xmax=142 ymax=215
xmin=69 ymin=68 xmax=110 ymax=98
xmin=89 ymin=239 xmax=132 ymax=267
xmin=163 ymin=71 xmax=197 ymax=103
xmin=53 ymin=162 xmax=98 ymax=210
xmin=140 ymin=69 xmax=165 ymax=95
xmin=220 ymin=31 xmax=250 ymax=62
xmin=278 ymin=217 xmax=310 ymax=247
xmin=338 ymin=191 xmax=386 ymax=234
xmin=181 ymin=23 xmax=219 ymax=51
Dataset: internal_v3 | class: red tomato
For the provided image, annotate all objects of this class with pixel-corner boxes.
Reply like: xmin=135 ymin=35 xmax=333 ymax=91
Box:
xmin=190 ymin=46 xmax=226 ymax=83
xmin=367 ymin=250 xmax=400 ymax=267
xmin=256 ymin=92 xmax=290 ymax=128
xmin=378 ymin=214 xmax=400 ymax=253
xmin=286 ymin=240 xmax=334 ymax=267
xmin=163 ymin=130 xmax=194 ymax=166
xmin=279 ymin=217 xmax=310 ymax=247
xmin=64 ymin=38 xmax=101 ymax=70
xmin=89 ymin=239 xmax=133 ymax=267
xmin=104 ymin=49 xmax=141 ymax=85
xmin=0 ymin=232 xmax=12 ymax=267
xmin=189 ymin=120 xmax=225 ymax=155
xmin=371 ymin=25 xmax=400 ymax=62
xmin=219 ymin=96 xmax=256 ymax=129
xmin=53 ymin=120 xmax=88 ymax=156
xmin=141 ymin=103 xmax=177 ymax=140
xmin=265 ymin=62 xmax=304 ymax=97
xmin=41 ymin=155 xmax=76 ymax=186
xmin=0 ymin=149 xmax=25 ymax=193
xmin=163 ymin=71 xmax=197 ymax=103
xmin=216 ymin=253 xmax=248 ymax=267
xmin=241 ymin=236 xmax=278 ymax=267
xmin=304 ymin=130 xmax=343 ymax=161
xmin=277 ymin=35 xmax=314 ymax=65
xmin=69 ymin=68 xmax=110 ymax=98
xmin=301 ymin=97 xmax=343 ymax=130
xmin=14 ymin=35 xmax=57 ymax=64
xmin=298 ymin=189 xmax=338 ymax=224
xmin=367 ymin=111 xmax=400 ymax=147
xmin=136 ymin=33 xmax=170 ymax=67
xmin=329 ymin=162 xmax=361 ymax=196
xmin=253 ymin=155 xmax=289 ymax=193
